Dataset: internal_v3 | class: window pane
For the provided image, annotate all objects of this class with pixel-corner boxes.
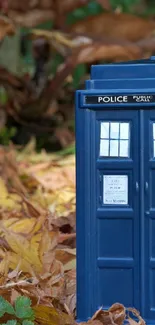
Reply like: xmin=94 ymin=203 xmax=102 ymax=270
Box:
xmin=110 ymin=123 xmax=119 ymax=139
xmin=110 ymin=140 xmax=119 ymax=156
xmin=120 ymin=140 xmax=129 ymax=157
xmin=100 ymin=139 xmax=109 ymax=156
xmin=154 ymin=140 xmax=155 ymax=157
xmin=153 ymin=123 xmax=155 ymax=140
xmin=101 ymin=122 xmax=109 ymax=139
xmin=120 ymin=123 xmax=129 ymax=139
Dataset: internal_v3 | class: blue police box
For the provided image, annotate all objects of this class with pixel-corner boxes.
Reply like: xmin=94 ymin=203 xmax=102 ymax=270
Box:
xmin=76 ymin=56 xmax=155 ymax=325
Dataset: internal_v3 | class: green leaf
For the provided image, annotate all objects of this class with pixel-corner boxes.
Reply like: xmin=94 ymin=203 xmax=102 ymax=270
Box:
xmin=58 ymin=144 xmax=75 ymax=156
xmin=4 ymin=301 xmax=15 ymax=316
xmin=0 ymin=297 xmax=15 ymax=317
xmin=15 ymin=297 xmax=34 ymax=320
xmin=6 ymin=320 xmax=17 ymax=325
xmin=22 ymin=320 xmax=34 ymax=325
xmin=0 ymin=296 xmax=7 ymax=317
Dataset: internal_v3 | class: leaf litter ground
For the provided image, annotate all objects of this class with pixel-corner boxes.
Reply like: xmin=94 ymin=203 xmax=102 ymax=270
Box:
xmin=0 ymin=143 xmax=145 ymax=325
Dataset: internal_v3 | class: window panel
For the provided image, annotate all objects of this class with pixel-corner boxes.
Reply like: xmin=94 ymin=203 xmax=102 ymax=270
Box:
xmin=110 ymin=123 xmax=119 ymax=139
xmin=100 ymin=139 xmax=109 ymax=156
xmin=120 ymin=123 xmax=129 ymax=139
xmin=101 ymin=122 xmax=109 ymax=139
xmin=110 ymin=140 xmax=119 ymax=156
xmin=120 ymin=140 xmax=129 ymax=157
xmin=100 ymin=121 xmax=130 ymax=158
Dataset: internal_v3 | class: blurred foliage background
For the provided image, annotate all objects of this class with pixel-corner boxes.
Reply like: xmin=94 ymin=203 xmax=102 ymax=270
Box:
xmin=0 ymin=0 xmax=154 ymax=151
xmin=0 ymin=1 xmax=154 ymax=321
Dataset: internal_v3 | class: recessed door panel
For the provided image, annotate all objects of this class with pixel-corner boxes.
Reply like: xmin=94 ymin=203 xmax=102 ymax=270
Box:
xmin=95 ymin=110 xmax=140 ymax=311
xmin=143 ymin=111 xmax=155 ymax=320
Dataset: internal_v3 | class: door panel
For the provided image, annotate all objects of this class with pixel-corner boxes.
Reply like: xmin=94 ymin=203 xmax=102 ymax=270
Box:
xmin=95 ymin=110 xmax=140 ymax=311
xmin=143 ymin=111 xmax=155 ymax=320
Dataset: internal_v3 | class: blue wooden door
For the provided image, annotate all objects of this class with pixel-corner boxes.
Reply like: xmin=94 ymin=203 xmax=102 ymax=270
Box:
xmin=93 ymin=109 xmax=140 ymax=312
xmin=143 ymin=110 xmax=155 ymax=321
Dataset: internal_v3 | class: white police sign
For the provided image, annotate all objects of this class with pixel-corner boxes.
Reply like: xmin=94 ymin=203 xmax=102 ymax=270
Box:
xmin=85 ymin=94 xmax=155 ymax=104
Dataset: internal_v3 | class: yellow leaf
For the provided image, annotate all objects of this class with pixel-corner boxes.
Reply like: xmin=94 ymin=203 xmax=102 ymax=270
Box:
xmin=0 ymin=248 xmax=5 ymax=258
xmin=39 ymin=231 xmax=58 ymax=260
xmin=33 ymin=305 xmax=75 ymax=325
xmin=0 ymin=253 xmax=10 ymax=275
xmin=2 ymin=218 xmax=42 ymax=235
xmin=4 ymin=232 xmax=42 ymax=272
xmin=0 ymin=178 xmax=21 ymax=211
xmin=0 ymin=218 xmax=19 ymax=233
xmin=38 ymin=231 xmax=58 ymax=274
xmin=30 ymin=233 xmax=42 ymax=247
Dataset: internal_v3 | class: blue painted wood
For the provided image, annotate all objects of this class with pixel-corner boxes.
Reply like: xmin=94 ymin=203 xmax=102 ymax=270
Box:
xmin=95 ymin=110 xmax=140 ymax=312
xmin=143 ymin=110 xmax=155 ymax=320
xmin=76 ymin=56 xmax=155 ymax=324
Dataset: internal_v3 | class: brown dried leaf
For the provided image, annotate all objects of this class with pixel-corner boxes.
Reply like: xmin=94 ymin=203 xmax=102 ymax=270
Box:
xmin=92 ymin=303 xmax=125 ymax=325
xmin=65 ymin=294 xmax=76 ymax=315
xmin=32 ymin=164 xmax=75 ymax=191
xmin=69 ymin=12 xmax=155 ymax=42
xmin=64 ymin=269 xmax=76 ymax=314
xmin=8 ymin=9 xmax=54 ymax=27
xmin=96 ymin=0 xmax=112 ymax=10
xmin=0 ymin=15 xmax=15 ymax=40
xmin=31 ymin=29 xmax=142 ymax=63
xmin=109 ymin=303 xmax=126 ymax=325
xmin=58 ymin=233 xmax=76 ymax=244
xmin=65 ymin=268 xmax=76 ymax=298
xmin=76 ymin=42 xmax=142 ymax=63
xmin=127 ymin=320 xmax=139 ymax=325
xmin=56 ymin=248 xmax=76 ymax=271
xmin=126 ymin=308 xmax=146 ymax=325
xmin=80 ymin=321 xmax=102 ymax=325
xmin=10 ymin=289 xmax=21 ymax=304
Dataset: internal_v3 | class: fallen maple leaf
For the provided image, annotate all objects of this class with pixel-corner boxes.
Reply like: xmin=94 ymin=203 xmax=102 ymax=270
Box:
xmin=33 ymin=304 xmax=75 ymax=325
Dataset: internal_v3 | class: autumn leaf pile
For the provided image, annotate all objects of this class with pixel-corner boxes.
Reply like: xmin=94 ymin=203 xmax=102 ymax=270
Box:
xmin=0 ymin=143 xmax=146 ymax=325
xmin=0 ymin=143 xmax=76 ymax=320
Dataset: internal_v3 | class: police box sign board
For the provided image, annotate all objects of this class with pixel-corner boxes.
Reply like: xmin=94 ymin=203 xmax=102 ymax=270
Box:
xmin=85 ymin=95 xmax=155 ymax=104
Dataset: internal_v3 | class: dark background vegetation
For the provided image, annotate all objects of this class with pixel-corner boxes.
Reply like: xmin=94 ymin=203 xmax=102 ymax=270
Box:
xmin=0 ymin=0 xmax=155 ymax=152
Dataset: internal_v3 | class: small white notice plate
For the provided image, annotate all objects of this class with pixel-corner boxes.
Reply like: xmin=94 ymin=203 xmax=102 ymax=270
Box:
xmin=103 ymin=175 xmax=128 ymax=205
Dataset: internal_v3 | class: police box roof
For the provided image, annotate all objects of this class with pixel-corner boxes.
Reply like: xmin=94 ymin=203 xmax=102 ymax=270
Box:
xmin=90 ymin=56 xmax=155 ymax=80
